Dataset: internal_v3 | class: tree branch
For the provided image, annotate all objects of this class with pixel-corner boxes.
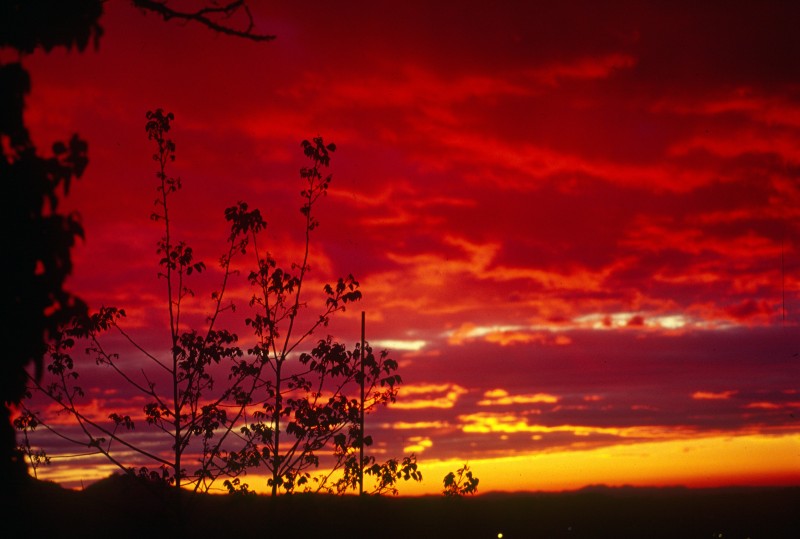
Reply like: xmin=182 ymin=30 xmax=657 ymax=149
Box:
xmin=133 ymin=0 xmax=276 ymax=42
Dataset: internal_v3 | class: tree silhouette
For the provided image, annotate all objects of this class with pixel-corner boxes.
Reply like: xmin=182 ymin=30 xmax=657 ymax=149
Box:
xmin=0 ymin=0 xmax=269 ymax=490
xmin=19 ymin=109 xmax=267 ymax=494
xmin=20 ymin=110 xmax=419 ymax=498
xmin=219 ymin=137 xmax=413 ymax=496
xmin=0 ymin=0 xmax=102 ymax=490
xmin=443 ymin=463 xmax=480 ymax=497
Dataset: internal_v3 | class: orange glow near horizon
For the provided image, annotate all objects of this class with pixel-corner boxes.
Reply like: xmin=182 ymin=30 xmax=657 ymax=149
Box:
xmin=435 ymin=433 xmax=800 ymax=494
xmin=392 ymin=433 xmax=800 ymax=495
xmin=36 ymin=433 xmax=800 ymax=495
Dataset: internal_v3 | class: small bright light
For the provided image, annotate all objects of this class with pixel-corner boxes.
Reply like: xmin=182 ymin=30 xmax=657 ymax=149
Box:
xmin=497 ymin=534 xmax=503 ymax=539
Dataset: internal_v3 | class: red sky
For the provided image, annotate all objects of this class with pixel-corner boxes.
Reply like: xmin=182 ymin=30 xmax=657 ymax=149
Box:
xmin=17 ymin=1 xmax=800 ymax=493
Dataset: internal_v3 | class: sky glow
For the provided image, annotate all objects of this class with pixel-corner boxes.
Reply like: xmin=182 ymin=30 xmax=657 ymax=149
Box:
xmin=16 ymin=1 xmax=800 ymax=494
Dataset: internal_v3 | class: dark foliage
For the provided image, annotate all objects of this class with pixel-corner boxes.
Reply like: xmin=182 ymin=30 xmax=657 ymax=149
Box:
xmin=10 ymin=478 xmax=800 ymax=539
xmin=0 ymin=0 xmax=101 ymax=489
xmin=0 ymin=0 xmax=103 ymax=53
xmin=443 ymin=463 xmax=479 ymax=497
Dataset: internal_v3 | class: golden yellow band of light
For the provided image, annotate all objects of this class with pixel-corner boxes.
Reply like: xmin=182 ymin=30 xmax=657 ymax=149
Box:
xmin=35 ymin=432 xmax=800 ymax=495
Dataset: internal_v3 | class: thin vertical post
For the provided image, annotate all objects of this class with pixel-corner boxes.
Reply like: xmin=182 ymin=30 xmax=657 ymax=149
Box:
xmin=359 ymin=311 xmax=366 ymax=495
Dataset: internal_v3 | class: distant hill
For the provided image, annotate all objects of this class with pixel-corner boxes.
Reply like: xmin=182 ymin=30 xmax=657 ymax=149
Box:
xmin=8 ymin=476 xmax=799 ymax=539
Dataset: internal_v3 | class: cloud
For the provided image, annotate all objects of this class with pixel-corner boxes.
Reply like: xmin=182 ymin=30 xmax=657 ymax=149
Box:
xmin=478 ymin=389 xmax=560 ymax=406
xmin=447 ymin=323 xmax=573 ymax=347
xmin=389 ymin=384 xmax=469 ymax=410
xmin=403 ymin=436 xmax=433 ymax=454
xmin=692 ymin=391 xmax=737 ymax=401
xmin=458 ymin=412 xmax=678 ymax=441
xmin=529 ymin=53 xmax=637 ymax=85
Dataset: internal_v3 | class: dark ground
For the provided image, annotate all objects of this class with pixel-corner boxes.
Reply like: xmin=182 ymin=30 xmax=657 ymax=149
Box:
xmin=7 ymin=475 xmax=799 ymax=539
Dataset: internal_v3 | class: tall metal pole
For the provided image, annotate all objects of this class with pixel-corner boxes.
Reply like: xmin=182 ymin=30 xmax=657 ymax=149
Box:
xmin=359 ymin=311 xmax=365 ymax=495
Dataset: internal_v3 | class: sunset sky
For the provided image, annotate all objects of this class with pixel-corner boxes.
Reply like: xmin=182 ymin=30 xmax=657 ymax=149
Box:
xmin=16 ymin=1 xmax=800 ymax=494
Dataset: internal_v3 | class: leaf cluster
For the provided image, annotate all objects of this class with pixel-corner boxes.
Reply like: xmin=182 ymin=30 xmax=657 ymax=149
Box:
xmin=443 ymin=464 xmax=480 ymax=497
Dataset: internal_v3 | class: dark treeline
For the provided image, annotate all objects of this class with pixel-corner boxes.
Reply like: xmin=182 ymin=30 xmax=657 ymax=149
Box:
xmin=11 ymin=476 xmax=800 ymax=539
